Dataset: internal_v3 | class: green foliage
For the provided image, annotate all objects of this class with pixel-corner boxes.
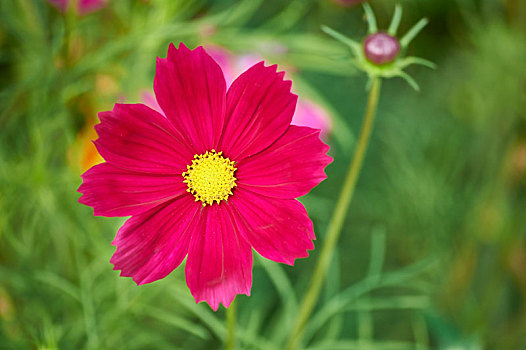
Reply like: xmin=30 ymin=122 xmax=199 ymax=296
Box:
xmin=0 ymin=0 xmax=525 ymax=349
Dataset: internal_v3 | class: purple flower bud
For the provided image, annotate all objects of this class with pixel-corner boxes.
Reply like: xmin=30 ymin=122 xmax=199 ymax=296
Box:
xmin=363 ymin=32 xmax=401 ymax=65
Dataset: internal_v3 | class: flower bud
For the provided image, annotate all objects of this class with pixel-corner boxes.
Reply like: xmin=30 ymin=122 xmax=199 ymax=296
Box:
xmin=363 ymin=32 xmax=401 ymax=65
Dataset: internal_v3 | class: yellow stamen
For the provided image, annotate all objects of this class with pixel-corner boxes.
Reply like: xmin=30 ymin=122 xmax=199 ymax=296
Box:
xmin=182 ymin=150 xmax=237 ymax=206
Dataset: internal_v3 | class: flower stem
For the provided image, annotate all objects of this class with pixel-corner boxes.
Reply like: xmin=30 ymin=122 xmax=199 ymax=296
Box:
xmin=226 ymin=299 xmax=236 ymax=350
xmin=285 ymin=78 xmax=382 ymax=350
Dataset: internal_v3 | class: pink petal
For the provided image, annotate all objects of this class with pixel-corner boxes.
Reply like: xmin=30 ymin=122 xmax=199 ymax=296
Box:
xmin=48 ymin=0 xmax=106 ymax=14
xmin=154 ymin=43 xmax=227 ymax=154
xmin=110 ymin=196 xmax=201 ymax=285
xmin=229 ymin=188 xmax=315 ymax=265
xmin=219 ymin=62 xmax=297 ymax=160
xmin=185 ymin=205 xmax=252 ymax=310
xmin=236 ymin=125 xmax=332 ymax=199
xmin=78 ymin=163 xmax=187 ymax=217
xmin=94 ymin=103 xmax=193 ymax=174
xmin=78 ymin=0 xmax=106 ymax=14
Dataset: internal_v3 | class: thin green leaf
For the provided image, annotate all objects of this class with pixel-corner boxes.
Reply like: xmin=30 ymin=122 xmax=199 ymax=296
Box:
xmin=345 ymin=296 xmax=430 ymax=311
xmin=388 ymin=4 xmax=403 ymax=36
xmin=400 ymin=18 xmax=429 ymax=48
xmin=366 ymin=226 xmax=386 ymax=278
xmin=362 ymin=3 xmax=378 ymax=34
xmin=305 ymin=258 xmax=437 ymax=338
xmin=262 ymin=0 xmax=312 ymax=32
xmin=321 ymin=25 xmax=362 ymax=56
xmin=33 ymin=271 xmax=81 ymax=302
xmin=258 ymin=256 xmax=298 ymax=344
xmin=307 ymin=340 xmax=422 ymax=350
xmin=169 ymin=285 xmax=227 ymax=341
xmin=398 ymin=71 xmax=421 ymax=91
xmin=398 ymin=57 xmax=437 ymax=70
xmin=139 ymin=307 xmax=210 ymax=339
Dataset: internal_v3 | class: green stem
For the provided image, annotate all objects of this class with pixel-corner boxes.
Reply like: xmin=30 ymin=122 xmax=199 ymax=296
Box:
xmin=226 ymin=299 xmax=236 ymax=350
xmin=285 ymin=78 xmax=382 ymax=350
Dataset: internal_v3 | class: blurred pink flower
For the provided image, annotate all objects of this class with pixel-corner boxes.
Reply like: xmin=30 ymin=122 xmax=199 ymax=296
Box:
xmin=79 ymin=43 xmax=332 ymax=310
xmin=140 ymin=90 xmax=162 ymax=114
xmin=48 ymin=0 xmax=106 ymax=15
xmin=294 ymin=100 xmax=332 ymax=135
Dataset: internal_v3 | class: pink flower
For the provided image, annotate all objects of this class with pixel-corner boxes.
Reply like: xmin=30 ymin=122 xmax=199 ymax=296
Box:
xmin=78 ymin=43 xmax=332 ymax=310
xmin=48 ymin=0 xmax=106 ymax=15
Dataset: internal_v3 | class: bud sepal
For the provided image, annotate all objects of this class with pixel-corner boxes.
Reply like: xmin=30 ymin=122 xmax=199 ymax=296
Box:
xmin=322 ymin=3 xmax=435 ymax=91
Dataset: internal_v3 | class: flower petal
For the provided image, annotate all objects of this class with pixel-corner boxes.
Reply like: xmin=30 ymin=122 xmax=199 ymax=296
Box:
xmin=78 ymin=163 xmax=187 ymax=217
xmin=219 ymin=62 xmax=297 ymax=160
xmin=95 ymin=103 xmax=193 ymax=174
xmin=110 ymin=195 xmax=201 ymax=285
xmin=78 ymin=0 xmax=106 ymax=14
xmin=229 ymin=188 xmax=315 ymax=265
xmin=236 ymin=125 xmax=332 ymax=198
xmin=154 ymin=43 xmax=227 ymax=154
xmin=185 ymin=204 xmax=252 ymax=310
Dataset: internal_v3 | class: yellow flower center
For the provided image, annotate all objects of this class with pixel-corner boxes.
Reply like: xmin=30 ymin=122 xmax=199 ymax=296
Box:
xmin=182 ymin=150 xmax=237 ymax=206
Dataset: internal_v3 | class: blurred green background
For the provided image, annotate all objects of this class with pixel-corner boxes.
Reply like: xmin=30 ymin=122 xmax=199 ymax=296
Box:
xmin=1 ymin=0 xmax=525 ymax=349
